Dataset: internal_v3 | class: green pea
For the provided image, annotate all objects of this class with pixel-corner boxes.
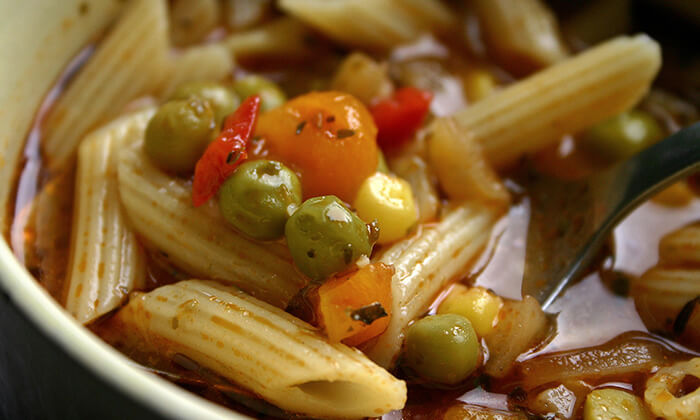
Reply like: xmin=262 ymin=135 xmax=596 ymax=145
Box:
xmin=285 ymin=196 xmax=372 ymax=282
xmin=582 ymin=110 xmax=664 ymax=161
xmin=232 ymin=75 xmax=286 ymax=112
xmin=219 ymin=160 xmax=302 ymax=240
xmin=169 ymin=81 xmax=240 ymax=125
xmin=403 ymin=314 xmax=480 ymax=385
xmin=144 ymin=98 xmax=216 ymax=174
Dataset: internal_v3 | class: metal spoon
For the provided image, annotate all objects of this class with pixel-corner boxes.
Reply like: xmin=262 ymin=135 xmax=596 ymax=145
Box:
xmin=521 ymin=122 xmax=700 ymax=310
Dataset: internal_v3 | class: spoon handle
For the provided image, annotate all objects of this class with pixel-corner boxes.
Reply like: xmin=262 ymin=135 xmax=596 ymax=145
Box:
xmin=541 ymin=122 xmax=700 ymax=309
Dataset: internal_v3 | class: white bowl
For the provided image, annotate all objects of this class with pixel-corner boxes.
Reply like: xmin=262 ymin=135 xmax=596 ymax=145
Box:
xmin=0 ymin=2 xmax=249 ymax=418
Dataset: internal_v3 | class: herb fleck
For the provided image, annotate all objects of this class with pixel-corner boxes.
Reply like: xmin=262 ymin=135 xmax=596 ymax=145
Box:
xmin=350 ymin=302 xmax=388 ymax=325
xmin=337 ymin=129 xmax=355 ymax=139
xmin=296 ymin=121 xmax=307 ymax=135
xmin=226 ymin=150 xmax=240 ymax=164
xmin=307 ymin=249 xmax=316 ymax=258
xmin=326 ymin=115 xmax=336 ymax=123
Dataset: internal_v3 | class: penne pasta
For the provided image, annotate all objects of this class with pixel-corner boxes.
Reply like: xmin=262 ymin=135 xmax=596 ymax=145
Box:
xmin=224 ymin=17 xmax=315 ymax=59
xmin=330 ymin=52 xmax=393 ymax=105
xmin=106 ymin=279 xmax=407 ymax=418
xmin=64 ymin=110 xmax=152 ymax=324
xmin=658 ymin=223 xmax=700 ymax=265
xmin=632 ymin=267 xmax=700 ymax=332
xmin=117 ymin=139 xmax=307 ymax=308
xmin=224 ymin=0 xmax=272 ymax=30
xmin=278 ymin=0 xmax=456 ymax=50
xmin=41 ymin=0 xmax=170 ymax=170
xmin=169 ymin=0 xmax=220 ymax=47
xmin=366 ymin=202 xmax=498 ymax=367
xmin=428 ymin=117 xmax=510 ymax=208
xmin=158 ymin=44 xmax=235 ymax=99
xmin=453 ymin=35 xmax=661 ymax=168
xmin=471 ymin=0 xmax=569 ymax=75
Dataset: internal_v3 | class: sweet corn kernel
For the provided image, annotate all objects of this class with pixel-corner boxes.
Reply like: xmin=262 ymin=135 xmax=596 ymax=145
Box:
xmin=437 ymin=284 xmax=503 ymax=337
xmin=584 ymin=389 xmax=650 ymax=420
xmin=353 ymin=172 xmax=417 ymax=244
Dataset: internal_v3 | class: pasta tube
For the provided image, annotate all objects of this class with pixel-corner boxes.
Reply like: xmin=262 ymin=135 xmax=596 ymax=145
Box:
xmin=159 ymin=44 xmax=234 ymax=98
xmin=632 ymin=225 xmax=700 ymax=335
xmin=658 ymin=224 xmax=700 ymax=265
xmin=366 ymin=202 xmax=498 ymax=367
xmin=428 ymin=117 xmax=510 ymax=208
xmin=471 ymin=0 xmax=569 ymax=75
xmin=169 ymin=0 xmax=220 ymax=47
xmin=42 ymin=0 xmax=170 ymax=170
xmin=452 ymin=35 xmax=661 ymax=168
xmin=278 ymin=0 xmax=456 ymax=50
xmin=224 ymin=17 xmax=315 ymax=59
xmin=224 ymin=0 xmax=272 ymax=29
xmin=107 ymin=280 xmax=407 ymax=418
xmin=64 ymin=110 xmax=152 ymax=324
xmin=117 ymin=141 xmax=307 ymax=308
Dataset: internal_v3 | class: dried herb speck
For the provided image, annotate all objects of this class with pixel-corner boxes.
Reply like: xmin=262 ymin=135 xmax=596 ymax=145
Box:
xmin=226 ymin=150 xmax=240 ymax=164
xmin=326 ymin=115 xmax=336 ymax=123
xmin=296 ymin=121 xmax=307 ymax=135
xmin=350 ymin=302 xmax=388 ymax=325
xmin=337 ymin=129 xmax=355 ymax=139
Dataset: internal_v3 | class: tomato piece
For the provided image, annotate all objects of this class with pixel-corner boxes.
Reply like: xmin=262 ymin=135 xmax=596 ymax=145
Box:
xmin=370 ymin=87 xmax=432 ymax=150
xmin=313 ymin=263 xmax=393 ymax=346
xmin=192 ymin=95 xmax=261 ymax=207
xmin=255 ymin=91 xmax=378 ymax=202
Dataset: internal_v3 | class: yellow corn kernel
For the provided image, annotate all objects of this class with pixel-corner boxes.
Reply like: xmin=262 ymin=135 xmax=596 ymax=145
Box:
xmin=353 ymin=172 xmax=417 ymax=244
xmin=584 ymin=389 xmax=650 ymax=420
xmin=437 ymin=284 xmax=503 ymax=337
xmin=462 ymin=69 xmax=497 ymax=102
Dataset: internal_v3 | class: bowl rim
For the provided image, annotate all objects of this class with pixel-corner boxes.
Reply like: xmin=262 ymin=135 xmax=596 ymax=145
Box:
xmin=0 ymin=239 xmax=252 ymax=420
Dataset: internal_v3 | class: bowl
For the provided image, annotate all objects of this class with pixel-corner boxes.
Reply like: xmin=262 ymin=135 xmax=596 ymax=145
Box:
xmin=0 ymin=1 xmax=247 ymax=418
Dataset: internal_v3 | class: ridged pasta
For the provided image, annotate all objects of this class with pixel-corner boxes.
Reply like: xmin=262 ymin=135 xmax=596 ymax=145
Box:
xmin=330 ymin=52 xmax=393 ymax=105
xmin=278 ymin=0 xmax=456 ymax=50
xmin=117 ymin=140 xmax=307 ymax=308
xmin=106 ymin=280 xmax=406 ymax=418
xmin=224 ymin=17 xmax=314 ymax=59
xmin=452 ymin=35 xmax=661 ymax=168
xmin=645 ymin=358 xmax=700 ymax=420
xmin=159 ymin=44 xmax=235 ymax=98
xmin=658 ymin=224 xmax=700 ymax=266
xmin=471 ymin=0 xmax=569 ymax=75
xmin=428 ymin=117 xmax=510 ymax=208
xmin=633 ymin=268 xmax=700 ymax=332
xmin=224 ymin=0 xmax=272 ymax=29
xmin=64 ymin=110 xmax=152 ymax=324
xmin=632 ymin=225 xmax=700 ymax=334
xmin=366 ymin=202 xmax=498 ymax=367
xmin=169 ymin=0 xmax=220 ymax=47
xmin=42 ymin=0 xmax=170 ymax=170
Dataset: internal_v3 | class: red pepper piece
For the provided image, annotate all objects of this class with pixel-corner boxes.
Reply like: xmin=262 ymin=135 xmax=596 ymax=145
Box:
xmin=369 ymin=87 xmax=433 ymax=150
xmin=192 ymin=95 xmax=261 ymax=207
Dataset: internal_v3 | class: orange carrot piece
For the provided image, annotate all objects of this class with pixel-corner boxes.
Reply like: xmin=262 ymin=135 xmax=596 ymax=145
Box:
xmin=314 ymin=263 xmax=393 ymax=346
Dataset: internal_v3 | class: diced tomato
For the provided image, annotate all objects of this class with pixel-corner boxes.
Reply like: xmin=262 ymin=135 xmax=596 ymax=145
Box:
xmin=192 ymin=95 xmax=261 ymax=207
xmin=370 ymin=87 xmax=432 ymax=150
xmin=312 ymin=263 xmax=393 ymax=346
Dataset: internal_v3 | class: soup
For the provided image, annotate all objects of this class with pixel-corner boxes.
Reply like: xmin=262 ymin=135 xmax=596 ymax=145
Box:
xmin=9 ymin=0 xmax=700 ymax=419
